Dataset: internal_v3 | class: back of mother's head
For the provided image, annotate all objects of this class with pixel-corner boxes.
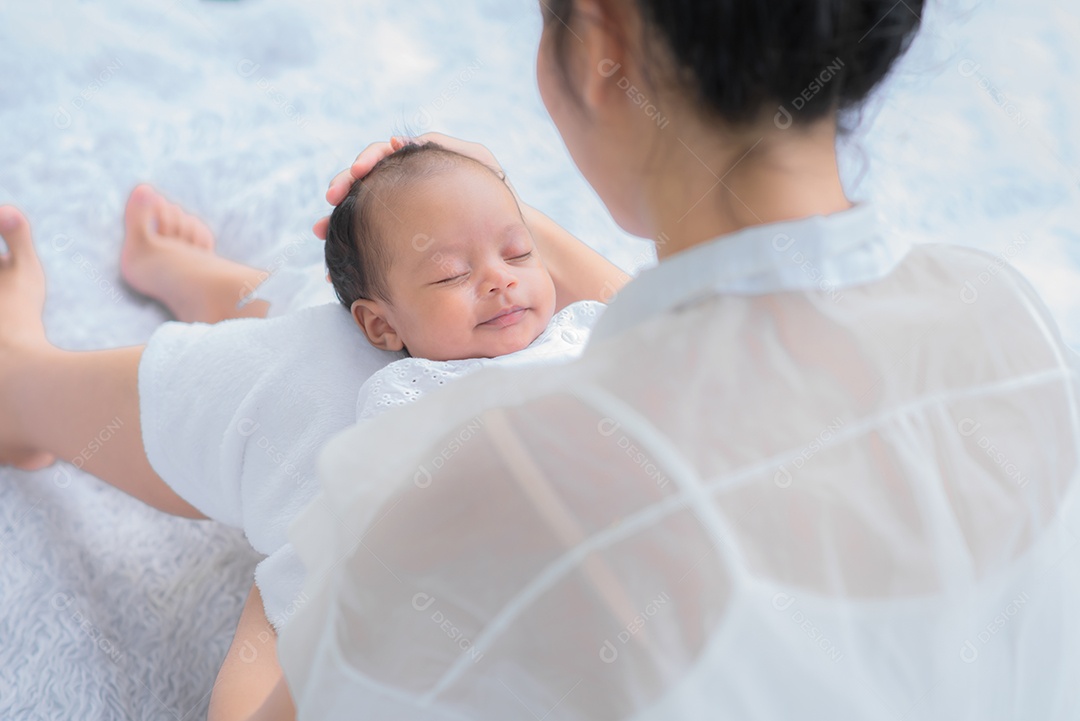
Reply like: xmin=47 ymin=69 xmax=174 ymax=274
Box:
xmin=540 ymin=0 xmax=923 ymax=126
xmin=536 ymin=0 xmax=924 ymax=237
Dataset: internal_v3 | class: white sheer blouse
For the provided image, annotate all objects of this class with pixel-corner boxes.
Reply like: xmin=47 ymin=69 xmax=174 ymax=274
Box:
xmin=280 ymin=205 xmax=1080 ymax=720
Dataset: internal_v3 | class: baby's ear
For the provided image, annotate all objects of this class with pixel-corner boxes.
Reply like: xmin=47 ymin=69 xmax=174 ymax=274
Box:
xmin=351 ymin=299 xmax=405 ymax=352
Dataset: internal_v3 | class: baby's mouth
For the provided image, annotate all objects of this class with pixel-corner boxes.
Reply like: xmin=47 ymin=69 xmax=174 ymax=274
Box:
xmin=480 ymin=306 xmax=528 ymax=328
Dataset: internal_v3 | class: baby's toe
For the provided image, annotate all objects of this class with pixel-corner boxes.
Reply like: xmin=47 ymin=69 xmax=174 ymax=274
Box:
xmin=0 ymin=207 xmax=34 ymax=262
xmin=11 ymin=450 xmax=56 ymax=472
xmin=155 ymin=200 xmax=183 ymax=238
xmin=124 ymin=186 xmax=215 ymax=251
xmin=127 ymin=184 xmax=157 ymax=210
xmin=189 ymin=215 xmax=216 ymax=251
xmin=124 ymin=185 xmax=158 ymax=243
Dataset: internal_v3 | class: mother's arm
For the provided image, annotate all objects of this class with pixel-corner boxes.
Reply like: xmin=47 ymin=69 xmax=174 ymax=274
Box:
xmin=208 ymin=584 xmax=296 ymax=721
xmin=519 ymin=203 xmax=629 ymax=310
xmin=316 ymin=133 xmax=632 ymax=308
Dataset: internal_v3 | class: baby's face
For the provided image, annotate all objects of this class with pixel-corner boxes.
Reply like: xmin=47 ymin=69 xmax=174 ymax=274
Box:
xmin=370 ymin=164 xmax=557 ymax=362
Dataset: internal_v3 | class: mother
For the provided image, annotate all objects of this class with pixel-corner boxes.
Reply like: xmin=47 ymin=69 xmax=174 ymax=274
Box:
xmin=279 ymin=0 xmax=1080 ymax=718
xmin=2 ymin=0 xmax=1078 ymax=719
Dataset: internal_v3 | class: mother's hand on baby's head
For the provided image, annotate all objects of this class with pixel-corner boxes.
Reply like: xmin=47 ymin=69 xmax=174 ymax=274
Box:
xmin=312 ymin=138 xmax=396 ymax=240
xmin=312 ymin=133 xmax=507 ymax=240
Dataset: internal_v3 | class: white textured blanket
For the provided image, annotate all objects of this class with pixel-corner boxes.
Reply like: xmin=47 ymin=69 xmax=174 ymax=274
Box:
xmin=0 ymin=0 xmax=1077 ymax=719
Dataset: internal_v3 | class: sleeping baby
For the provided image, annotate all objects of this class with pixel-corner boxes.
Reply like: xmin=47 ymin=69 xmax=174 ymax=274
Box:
xmin=324 ymin=142 xmax=604 ymax=420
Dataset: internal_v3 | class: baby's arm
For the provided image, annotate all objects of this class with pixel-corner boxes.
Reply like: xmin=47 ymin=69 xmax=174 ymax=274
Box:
xmin=521 ymin=204 xmax=631 ymax=310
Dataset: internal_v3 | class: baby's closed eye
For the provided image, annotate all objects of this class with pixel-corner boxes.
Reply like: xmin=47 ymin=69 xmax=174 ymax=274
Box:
xmin=435 ymin=272 xmax=468 ymax=285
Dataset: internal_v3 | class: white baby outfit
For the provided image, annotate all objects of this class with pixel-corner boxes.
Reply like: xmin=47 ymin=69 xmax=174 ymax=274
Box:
xmin=137 ymin=300 xmax=603 ymax=628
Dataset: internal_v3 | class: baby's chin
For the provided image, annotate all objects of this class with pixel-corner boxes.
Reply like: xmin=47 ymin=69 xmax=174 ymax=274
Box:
xmin=469 ymin=331 xmax=540 ymax=360
xmin=437 ymin=317 xmax=549 ymax=361
xmin=483 ymin=313 xmax=553 ymax=357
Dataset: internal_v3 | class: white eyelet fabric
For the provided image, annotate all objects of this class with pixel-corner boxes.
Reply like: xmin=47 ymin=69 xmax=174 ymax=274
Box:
xmin=355 ymin=301 xmax=606 ymax=422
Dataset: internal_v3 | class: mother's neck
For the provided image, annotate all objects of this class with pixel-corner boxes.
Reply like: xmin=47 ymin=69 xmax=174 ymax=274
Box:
xmin=644 ymin=118 xmax=852 ymax=261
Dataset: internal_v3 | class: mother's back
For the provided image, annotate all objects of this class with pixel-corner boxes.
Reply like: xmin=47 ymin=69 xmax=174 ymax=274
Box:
xmin=282 ymin=237 xmax=1080 ymax=719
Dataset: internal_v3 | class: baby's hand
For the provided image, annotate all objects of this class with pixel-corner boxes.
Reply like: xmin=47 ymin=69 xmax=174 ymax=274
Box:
xmin=314 ymin=133 xmax=508 ymax=240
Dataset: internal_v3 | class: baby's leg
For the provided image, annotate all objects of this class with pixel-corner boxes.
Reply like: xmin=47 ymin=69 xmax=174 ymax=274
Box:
xmin=0 ymin=207 xmax=202 ymax=517
xmin=121 ymin=185 xmax=270 ymax=323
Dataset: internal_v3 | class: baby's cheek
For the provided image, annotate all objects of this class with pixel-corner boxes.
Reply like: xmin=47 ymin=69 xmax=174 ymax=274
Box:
xmin=450 ymin=319 xmax=480 ymax=355
xmin=538 ymin=277 xmax=558 ymax=320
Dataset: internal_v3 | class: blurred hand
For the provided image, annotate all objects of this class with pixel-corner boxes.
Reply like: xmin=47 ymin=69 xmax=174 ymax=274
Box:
xmin=313 ymin=133 xmax=507 ymax=239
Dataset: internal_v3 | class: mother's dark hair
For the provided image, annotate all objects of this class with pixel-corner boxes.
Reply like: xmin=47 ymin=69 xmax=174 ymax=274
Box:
xmin=543 ymin=0 xmax=924 ymax=126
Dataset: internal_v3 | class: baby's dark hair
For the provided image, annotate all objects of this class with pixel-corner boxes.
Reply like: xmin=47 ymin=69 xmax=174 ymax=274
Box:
xmin=543 ymin=0 xmax=924 ymax=127
xmin=325 ymin=142 xmax=499 ymax=307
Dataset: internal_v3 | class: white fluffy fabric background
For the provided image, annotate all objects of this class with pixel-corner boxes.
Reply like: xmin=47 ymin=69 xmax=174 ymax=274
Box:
xmin=0 ymin=0 xmax=1077 ymax=718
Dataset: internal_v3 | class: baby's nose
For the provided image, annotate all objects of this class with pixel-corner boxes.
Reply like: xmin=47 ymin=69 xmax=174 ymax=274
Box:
xmin=485 ymin=266 xmax=517 ymax=292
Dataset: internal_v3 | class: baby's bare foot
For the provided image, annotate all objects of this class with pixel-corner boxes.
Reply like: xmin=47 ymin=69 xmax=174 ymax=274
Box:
xmin=0 ymin=207 xmax=57 ymax=470
xmin=120 ymin=184 xmax=217 ymax=300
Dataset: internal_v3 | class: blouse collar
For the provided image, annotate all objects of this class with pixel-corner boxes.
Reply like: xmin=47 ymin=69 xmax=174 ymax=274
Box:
xmin=591 ymin=204 xmax=912 ymax=343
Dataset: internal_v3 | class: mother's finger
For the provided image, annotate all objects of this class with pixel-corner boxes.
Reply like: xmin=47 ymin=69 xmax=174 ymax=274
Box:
xmin=326 ymin=140 xmax=396 ymax=206
xmin=345 ymin=139 xmax=404 ymax=186
xmin=312 ymin=216 xmax=330 ymax=241
xmin=325 ymin=167 xmax=360 ymax=206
